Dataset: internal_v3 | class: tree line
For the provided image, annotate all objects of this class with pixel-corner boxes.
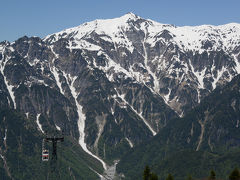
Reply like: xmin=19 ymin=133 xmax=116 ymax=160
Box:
xmin=143 ymin=166 xmax=240 ymax=180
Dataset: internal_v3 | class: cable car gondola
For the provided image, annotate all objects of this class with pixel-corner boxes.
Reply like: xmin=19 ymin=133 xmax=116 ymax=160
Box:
xmin=42 ymin=149 xmax=49 ymax=161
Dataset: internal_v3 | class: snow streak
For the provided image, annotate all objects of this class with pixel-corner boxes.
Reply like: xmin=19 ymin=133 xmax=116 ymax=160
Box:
xmin=3 ymin=129 xmax=7 ymax=143
xmin=50 ymin=48 xmax=64 ymax=95
xmin=51 ymin=66 xmax=64 ymax=95
xmin=36 ymin=113 xmax=44 ymax=133
xmin=233 ymin=54 xmax=240 ymax=74
xmin=0 ymin=47 xmax=16 ymax=109
xmin=142 ymin=26 xmax=159 ymax=93
xmin=55 ymin=124 xmax=61 ymax=131
xmin=62 ymin=72 xmax=107 ymax=170
xmin=25 ymin=112 xmax=29 ymax=119
xmin=115 ymin=89 xmax=157 ymax=136
xmin=125 ymin=137 xmax=133 ymax=148
xmin=212 ymin=67 xmax=226 ymax=89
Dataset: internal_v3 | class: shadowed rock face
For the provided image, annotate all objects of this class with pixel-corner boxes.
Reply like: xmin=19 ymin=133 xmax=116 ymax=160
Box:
xmin=117 ymin=74 xmax=240 ymax=180
xmin=0 ymin=36 xmax=177 ymax=163
xmin=0 ymin=13 xmax=239 ymax=165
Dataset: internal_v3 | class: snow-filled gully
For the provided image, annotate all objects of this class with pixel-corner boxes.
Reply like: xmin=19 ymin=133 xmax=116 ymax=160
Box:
xmin=142 ymin=27 xmax=160 ymax=93
xmin=125 ymin=137 xmax=133 ymax=148
xmin=0 ymin=47 xmax=16 ymax=109
xmin=36 ymin=113 xmax=44 ymax=133
xmin=115 ymin=89 xmax=157 ymax=136
xmin=51 ymin=66 xmax=64 ymax=95
xmin=49 ymin=46 xmax=108 ymax=175
xmin=62 ymin=72 xmax=107 ymax=171
xmin=141 ymin=27 xmax=177 ymax=115
xmin=233 ymin=54 xmax=240 ymax=74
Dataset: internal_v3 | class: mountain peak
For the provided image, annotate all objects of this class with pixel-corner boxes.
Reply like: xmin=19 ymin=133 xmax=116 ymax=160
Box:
xmin=45 ymin=13 xmax=240 ymax=54
xmin=111 ymin=12 xmax=141 ymax=24
xmin=121 ymin=12 xmax=140 ymax=20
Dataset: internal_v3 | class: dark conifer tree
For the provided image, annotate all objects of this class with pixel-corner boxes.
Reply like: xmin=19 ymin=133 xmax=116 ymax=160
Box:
xmin=229 ymin=168 xmax=240 ymax=180
xmin=166 ymin=173 xmax=174 ymax=180
xmin=186 ymin=175 xmax=193 ymax=180
xmin=143 ymin=165 xmax=151 ymax=180
xmin=150 ymin=173 xmax=158 ymax=180
xmin=208 ymin=170 xmax=216 ymax=180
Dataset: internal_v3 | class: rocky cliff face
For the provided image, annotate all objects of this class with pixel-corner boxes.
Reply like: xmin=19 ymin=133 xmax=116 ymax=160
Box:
xmin=117 ymin=74 xmax=240 ymax=180
xmin=44 ymin=13 xmax=240 ymax=115
xmin=0 ymin=13 xmax=240 ymax=173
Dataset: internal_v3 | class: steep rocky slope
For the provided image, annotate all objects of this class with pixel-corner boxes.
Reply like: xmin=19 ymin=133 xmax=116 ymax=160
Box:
xmin=0 ymin=13 xmax=240 ymax=179
xmin=45 ymin=12 xmax=240 ymax=115
xmin=117 ymin=74 xmax=240 ymax=180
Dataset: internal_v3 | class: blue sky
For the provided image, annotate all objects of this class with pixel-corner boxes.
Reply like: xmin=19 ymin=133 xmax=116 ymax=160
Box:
xmin=1 ymin=0 xmax=240 ymax=42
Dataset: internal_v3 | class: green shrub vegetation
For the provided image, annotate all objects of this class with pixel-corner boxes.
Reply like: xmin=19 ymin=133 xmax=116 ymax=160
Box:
xmin=0 ymin=109 xmax=103 ymax=179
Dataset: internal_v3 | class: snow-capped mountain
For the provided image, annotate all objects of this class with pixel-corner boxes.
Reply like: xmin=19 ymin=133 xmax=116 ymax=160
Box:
xmin=0 ymin=12 xmax=240 ymax=178
xmin=45 ymin=12 xmax=240 ymax=115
